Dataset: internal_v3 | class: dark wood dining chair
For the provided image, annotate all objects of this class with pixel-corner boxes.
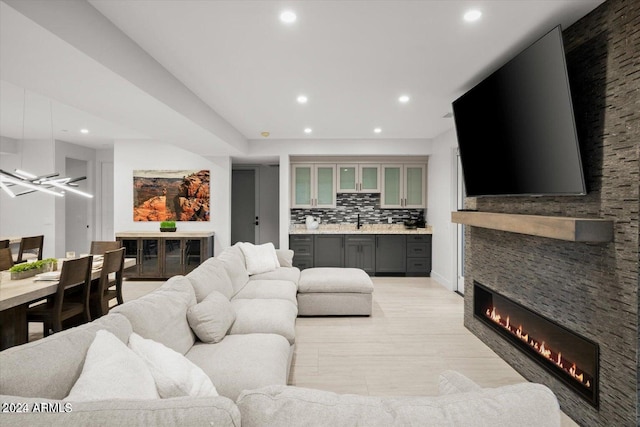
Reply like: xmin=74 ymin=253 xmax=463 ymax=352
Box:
xmin=27 ymin=256 xmax=93 ymax=337
xmin=0 ymin=239 xmax=10 ymax=249
xmin=16 ymin=235 xmax=44 ymax=264
xmin=0 ymin=247 xmax=14 ymax=271
xmin=89 ymin=240 xmax=122 ymax=255
xmin=90 ymin=247 xmax=125 ymax=318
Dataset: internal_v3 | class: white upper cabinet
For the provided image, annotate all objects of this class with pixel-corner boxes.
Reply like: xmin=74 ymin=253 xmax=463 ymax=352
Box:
xmin=337 ymin=164 xmax=380 ymax=193
xmin=291 ymin=163 xmax=336 ymax=208
xmin=381 ymin=164 xmax=426 ymax=209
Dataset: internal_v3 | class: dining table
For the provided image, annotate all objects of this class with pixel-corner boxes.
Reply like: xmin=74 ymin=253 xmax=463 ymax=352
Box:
xmin=0 ymin=257 xmax=136 ymax=350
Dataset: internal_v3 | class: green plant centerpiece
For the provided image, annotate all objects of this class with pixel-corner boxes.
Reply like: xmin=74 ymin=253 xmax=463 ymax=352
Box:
xmin=160 ymin=220 xmax=177 ymax=232
xmin=9 ymin=258 xmax=58 ymax=280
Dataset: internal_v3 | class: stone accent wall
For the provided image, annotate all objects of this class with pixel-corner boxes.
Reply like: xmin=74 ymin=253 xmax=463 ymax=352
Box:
xmin=291 ymin=192 xmax=425 ymax=225
xmin=463 ymin=1 xmax=640 ymax=425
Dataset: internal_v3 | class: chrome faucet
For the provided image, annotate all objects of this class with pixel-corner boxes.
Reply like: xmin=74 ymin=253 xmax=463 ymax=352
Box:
xmin=357 ymin=214 xmax=361 ymax=229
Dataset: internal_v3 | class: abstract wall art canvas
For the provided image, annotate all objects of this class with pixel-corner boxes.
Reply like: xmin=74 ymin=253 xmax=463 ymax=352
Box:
xmin=133 ymin=170 xmax=210 ymax=221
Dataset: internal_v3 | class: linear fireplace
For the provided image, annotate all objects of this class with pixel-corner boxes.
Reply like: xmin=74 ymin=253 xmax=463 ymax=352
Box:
xmin=473 ymin=281 xmax=599 ymax=407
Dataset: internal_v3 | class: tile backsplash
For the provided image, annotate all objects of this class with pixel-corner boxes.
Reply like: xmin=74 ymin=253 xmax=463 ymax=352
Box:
xmin=291 ymin=193 xmax=425 ymax=224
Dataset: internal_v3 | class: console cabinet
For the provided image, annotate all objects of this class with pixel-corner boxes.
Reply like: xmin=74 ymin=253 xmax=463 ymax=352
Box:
xmin=290 ymin=233 xmax=430 ymax=276
xmin=116 ymin=231 xmax=214 ymax=279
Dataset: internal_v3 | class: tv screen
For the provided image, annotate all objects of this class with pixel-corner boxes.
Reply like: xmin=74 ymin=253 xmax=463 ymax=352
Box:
xmin=452 ymin=26 xmax=585 ymax=197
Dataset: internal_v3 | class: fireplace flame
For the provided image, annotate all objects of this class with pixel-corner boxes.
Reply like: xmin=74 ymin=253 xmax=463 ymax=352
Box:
xmin=485 ymin=306 xmax=592 ymax=390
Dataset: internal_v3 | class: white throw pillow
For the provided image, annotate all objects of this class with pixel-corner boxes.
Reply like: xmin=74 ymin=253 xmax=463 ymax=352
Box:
xmin=187 ymin=291 xmax=236 ymax=343
xmin=238 ymin=242 xmax=280 ymax=275
xmin=128 ymin=332 xmax=218 ymax=398
xmin=65 ymin=330 xmax=159 ymax=402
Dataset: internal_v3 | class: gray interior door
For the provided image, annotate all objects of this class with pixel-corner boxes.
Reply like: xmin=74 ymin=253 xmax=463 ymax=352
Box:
xmin=231 ymin=169 xmax=257 ymax=244
xmin=65 ymin=158 xmax=90 ymax=255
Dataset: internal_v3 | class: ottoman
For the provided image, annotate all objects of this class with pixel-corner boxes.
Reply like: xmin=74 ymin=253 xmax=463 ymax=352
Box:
xmin=297 ymin=268 xmax=374 ymax=316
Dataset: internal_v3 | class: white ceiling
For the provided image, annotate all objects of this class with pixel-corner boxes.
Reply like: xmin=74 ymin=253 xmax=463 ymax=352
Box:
xmin=0 ymin=0 xmax=604 ymax=154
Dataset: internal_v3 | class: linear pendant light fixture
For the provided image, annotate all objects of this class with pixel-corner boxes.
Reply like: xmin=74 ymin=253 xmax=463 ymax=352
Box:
xmin=0 ymin=92 xmax=93 ymax=199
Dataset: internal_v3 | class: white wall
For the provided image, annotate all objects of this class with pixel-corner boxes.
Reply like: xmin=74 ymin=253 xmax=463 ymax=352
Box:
xmin=113 ymin=140 xmax=231 ymax=255
xmin=427 ymin=128 xmax=458 ymax=291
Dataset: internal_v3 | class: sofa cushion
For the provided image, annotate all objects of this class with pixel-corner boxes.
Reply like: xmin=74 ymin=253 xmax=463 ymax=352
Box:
xmin=0 ymin=313 xmax=132 ymax=400
xmin=0 ymin=395 xmax=241 ymax=427
xmin=187 ymin=291 xmax=236 ymax=343
xmin=128 ymin=332 xmax=218 ymax=398
xmin=113 ymin=275 xmax=196 ymax=355
xmin=439 ymin=370 xmax=482 ymax=395
xmin=186 ymin=334 xmax=291 ymax=401
xmin=238 ymin=242 xmax=280 ymax=275
xmin=236 ymin=383 xmax=561 ymax=427
xmin=249 ymin=267 xmax=300 ymax=284
xmin=65 ymin=330 xmax=159 ymax=402
xmin=275 ymin=249 xmax=294 ymax=268
xmin=229 ymin=299 xmax=297 ymax=344
xmin=298 ymin=267 xmax=374 ymax=293
xmin=186 ymin=257 xmax=234 ymax=301
xmin=217 ymin=245 xmax=250 ymax=295
xmin=232 ymin=280 xmax=298 ymax=305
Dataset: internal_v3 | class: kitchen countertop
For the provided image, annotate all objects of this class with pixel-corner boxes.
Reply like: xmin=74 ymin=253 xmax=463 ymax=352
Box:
xmin=289 ymin=224 xmax=432 ymax=235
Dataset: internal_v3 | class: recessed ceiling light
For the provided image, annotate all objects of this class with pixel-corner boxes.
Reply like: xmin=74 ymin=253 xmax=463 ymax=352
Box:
xmin=297 ymin=95 xmax=308 ymax=104
xmin=463 ymin=10 xmax=482 ymax=22
xmin=80 ymin=129 xmax=89 ymax=134
xmin=304 ymin=128 xmax=312 ymax=134
xmin=280 ymin=10 xmax=297 ymax=24
xmin=374 ymin=128 xmax=382 ymax=134
xmin=261 ymin=131 xmax=270 ymax=137
xmin=398 ymin=95 xmax=410 ymax=103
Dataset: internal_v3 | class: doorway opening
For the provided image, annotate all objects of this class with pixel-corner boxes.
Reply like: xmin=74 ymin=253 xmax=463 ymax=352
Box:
xmin=231 ymin=165 xmax=280 ymax=246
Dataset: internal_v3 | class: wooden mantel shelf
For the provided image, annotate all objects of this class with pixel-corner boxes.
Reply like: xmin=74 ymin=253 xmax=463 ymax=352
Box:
xmin=451 ymin=211 xmax=613 ymax=243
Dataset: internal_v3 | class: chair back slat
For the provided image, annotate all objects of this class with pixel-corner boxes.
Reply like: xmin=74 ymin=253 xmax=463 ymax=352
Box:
xmin=0 ymin=240 xmax=9 ymax=249
xmin=54 ymin=256 xmax=93 ymax=318
xmin=0 ymin=247 xmax=14 ymax=271
xmin=17 ymin=235 xmax=44 ymax=263
xmin=90 ymin=241 xmax=122 ymax=255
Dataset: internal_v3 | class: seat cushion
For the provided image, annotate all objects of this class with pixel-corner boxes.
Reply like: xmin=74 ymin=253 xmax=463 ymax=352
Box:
xmin=186 ymin=257 xmax=234 ymax=301
xmin=186 ymin=334 xmax=291 ymax=401
xmin=237 ymin=382 xmax=561 ymax=427
xmin=249 ymin=267 xmax=300 ymax=284
xmin=232 ymin=280 xmax=298 ymax=305
xmin=112 ymin=275 xmax=196 ymax=355
xmin=229 ymin=299 xmax=297 ymax=344
xmin=299 ymin=268 xmax=373 ymax=294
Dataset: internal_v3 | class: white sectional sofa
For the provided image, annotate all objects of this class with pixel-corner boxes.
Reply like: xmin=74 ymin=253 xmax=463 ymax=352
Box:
xmin=0 ymin=243 xmax=561 ymax=426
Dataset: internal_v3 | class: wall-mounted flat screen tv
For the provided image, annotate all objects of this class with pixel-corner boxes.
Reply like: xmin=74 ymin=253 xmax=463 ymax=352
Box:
xmin=452 ymin=26 xmax=586 ymax=197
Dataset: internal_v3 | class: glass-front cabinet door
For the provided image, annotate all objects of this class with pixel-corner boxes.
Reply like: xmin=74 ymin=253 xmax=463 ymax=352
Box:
xmin=359 ymin=164 xmax=380 ymax=192
xmin=315 ymin=164 xmax=336 ymax=208
xmin=120 ymin=239 xmax=139 ymax=277
xmin=184 ymin=239 xmax=202 ymax=274
xmin=337 ymin=164 xmax=358 ymax=192
xmin=404 ymin=165 xmax=426 ymax=208
xmin=140 ymin=238 xmax=161 ymax=277
xmin=163 ymin=239 xmax=182 ymax=277
xmin=291 ymin=164 xmax=313 ymax=208
xmin=381 ymin=165 xmax=403 ymax=208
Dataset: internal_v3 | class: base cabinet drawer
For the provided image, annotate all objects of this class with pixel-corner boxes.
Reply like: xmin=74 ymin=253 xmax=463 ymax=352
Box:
xmin=407 ymin=258 xmax=431 ymax=273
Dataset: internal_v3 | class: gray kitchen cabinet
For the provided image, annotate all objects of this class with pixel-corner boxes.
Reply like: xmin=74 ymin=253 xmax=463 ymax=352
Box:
xmin=314 ymin=235 xmax=344 ymax=267
xmin=406 ymin=235 xmax=432 ymax=276
xmin=344 ymin=235 xmax=375 ymax=275
xmin=290 ymin=235 xmax=314 ymax=270
xmin=375 ymin=235 xmax=406 ymax=273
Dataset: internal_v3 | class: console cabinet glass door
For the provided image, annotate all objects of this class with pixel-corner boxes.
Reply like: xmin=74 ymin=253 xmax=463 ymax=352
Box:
xmin=163 ymin=239 xmax=182 ymax=277
xmin=184 ymin=239 xmax=203 ymax=274
xmin=140 ymin=239 xmax=161 ymax=277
